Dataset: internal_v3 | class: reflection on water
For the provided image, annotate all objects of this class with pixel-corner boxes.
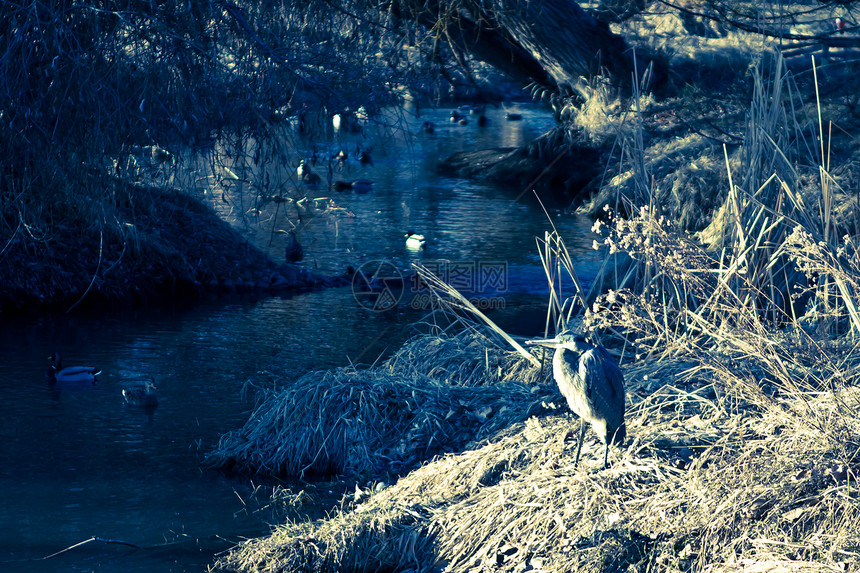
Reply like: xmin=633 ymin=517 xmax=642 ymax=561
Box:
xmin=0 ymin=292 xmax=417 ymax=572
xmin=0 ymin=104 xmax=600 ymax=572
xmin=190 ymin=103 xmax=579 ymax=277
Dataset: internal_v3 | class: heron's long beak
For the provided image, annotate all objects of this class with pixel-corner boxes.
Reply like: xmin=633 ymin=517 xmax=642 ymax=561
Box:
xmin=524 ymin=337 xmax=562 ymax=348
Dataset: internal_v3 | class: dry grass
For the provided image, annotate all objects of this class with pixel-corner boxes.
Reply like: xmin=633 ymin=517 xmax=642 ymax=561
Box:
xmin=215 ymin=352 xmax=860 ymax=572
xmin=212 ymin=49 xmax=860 ymax=573
xmin=212 ymin=236 xmax=860 ymax=572
xmin=204 ymin=331 xmax=551 ymax=480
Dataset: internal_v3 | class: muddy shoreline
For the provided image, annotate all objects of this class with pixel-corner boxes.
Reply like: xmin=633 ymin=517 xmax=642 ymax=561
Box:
xmin=0 ymin=184 xmax=350 ymax=316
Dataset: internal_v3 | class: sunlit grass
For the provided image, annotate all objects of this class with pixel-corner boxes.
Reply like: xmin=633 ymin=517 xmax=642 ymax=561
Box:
xmin=212 ymin=52 xmax=860 ymax=573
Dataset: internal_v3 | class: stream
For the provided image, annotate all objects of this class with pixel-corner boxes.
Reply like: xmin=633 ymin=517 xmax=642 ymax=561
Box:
xmin=0 ymin=103 xmax=601 ymax=572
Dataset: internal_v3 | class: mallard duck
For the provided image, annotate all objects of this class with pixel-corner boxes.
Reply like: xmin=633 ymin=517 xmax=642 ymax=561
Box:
xmin=352 ymin=179 xmax=373 ymax=194
xmin=122 ymin=380 xmax=158 ymax=408
xmin=302 ymin=169 xmax=321 ymax=185
xmin=357 ymin=150 xmax=373 ymax=166
xmin=285 ymin=230 xmax=304 ymax=262
xmin=47 ymin=351 xmax=101 ymax=384
xmin=421 ymin=121 xmax=435 ymax=134
xmin=505 ymin=112 xmax=523 ymax=121
xmin=333 ymin=180 xmax=353 ymax=192
xmin=405 ymin=232 xmax=426 ymax=249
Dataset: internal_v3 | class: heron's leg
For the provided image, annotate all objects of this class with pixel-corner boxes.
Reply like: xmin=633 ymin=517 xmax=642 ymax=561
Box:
xmin=602 ymin=442 xmax=610 ymax=469
xmin=573 ymin=418 xmax=586 ymax=469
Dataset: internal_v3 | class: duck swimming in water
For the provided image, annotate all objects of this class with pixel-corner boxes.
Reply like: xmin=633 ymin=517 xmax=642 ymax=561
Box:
xmin=122 ymin=380 xmax=159 ymax=408
xmin=298 ymin=159 xmax=322 ymax=185
xmin=302 ymin=169 xmax=321 ymax=186
xmin=352 ymin=179 xmax=373 ymax=194
xmin=405 ymin=231 xmax=426 ymax=249
xmin=285 ymin=230 xmax=303 ymax=262
xmin=333 ymin=179 xmax=374 ymax=193
xmin=47 ymin=351 xmax=101 ymax=384
xmin=333 ymin=180 xmax=353 ymax=192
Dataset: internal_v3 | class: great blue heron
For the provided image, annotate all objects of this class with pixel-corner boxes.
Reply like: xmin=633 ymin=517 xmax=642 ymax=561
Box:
xmin=526 ymin=331 xmax=626 ymax=469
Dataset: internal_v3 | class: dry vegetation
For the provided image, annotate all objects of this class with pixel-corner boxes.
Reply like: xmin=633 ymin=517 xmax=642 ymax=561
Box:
xmin=0 ymin=0 xmax=485 ymax=312
xmin=210 ymin=36 xmax=860 ymax=573
xmin=212 ymin=301 xmax=860 ymax=573
xmin=6 ymin=1 xmax=860 ymax=571
xmin=204 ymin=330 xmax=549 ymax=479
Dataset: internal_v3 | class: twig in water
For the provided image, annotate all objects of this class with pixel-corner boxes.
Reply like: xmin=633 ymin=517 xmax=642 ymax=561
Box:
xmin=42 ymin=536 xmax=139 ymax=559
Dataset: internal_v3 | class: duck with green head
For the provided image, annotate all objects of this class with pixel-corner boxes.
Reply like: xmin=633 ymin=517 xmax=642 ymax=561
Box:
xmin=47 ymin=352 xmax=101 ymax=384
xmin=405 ymin=231 xmax=426 ymax=249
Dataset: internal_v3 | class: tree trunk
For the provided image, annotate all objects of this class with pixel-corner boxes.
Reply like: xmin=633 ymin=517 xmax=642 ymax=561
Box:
xmin=490 ymin=0 xmax=636 ymax=89
xmin=396 ymin=0 xmax=638 ymax=93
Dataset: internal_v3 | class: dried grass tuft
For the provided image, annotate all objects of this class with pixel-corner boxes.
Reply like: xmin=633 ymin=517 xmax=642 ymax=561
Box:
xmin=205 ymin=331 xmax=550 ymax=479
xmin=385 ymin=330 xmax=543 ymax=387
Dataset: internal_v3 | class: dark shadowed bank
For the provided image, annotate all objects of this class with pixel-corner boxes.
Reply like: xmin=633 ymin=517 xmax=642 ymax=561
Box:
xmin=0 ymin=183 xmax=347 ymax=315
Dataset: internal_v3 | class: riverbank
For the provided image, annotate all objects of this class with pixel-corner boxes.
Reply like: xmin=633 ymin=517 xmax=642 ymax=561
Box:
xmin=210 ymin=327 xmax=860 ymax=573
xmin=0 ymin=182 xmax=347 ymax=316
xmin=208 ymin=67 xmax=860 ymax=565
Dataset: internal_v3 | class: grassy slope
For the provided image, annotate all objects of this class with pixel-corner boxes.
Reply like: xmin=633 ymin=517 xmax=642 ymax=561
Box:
xmin=212 ymin=330 xmax=860 ymax=573
xmin=210 ymin=7 xmax=860 ymax=573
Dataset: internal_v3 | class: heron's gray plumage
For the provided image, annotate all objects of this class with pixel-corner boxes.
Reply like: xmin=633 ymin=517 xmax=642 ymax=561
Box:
xmin=528 ymin=332 xmax=626 ymax=468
